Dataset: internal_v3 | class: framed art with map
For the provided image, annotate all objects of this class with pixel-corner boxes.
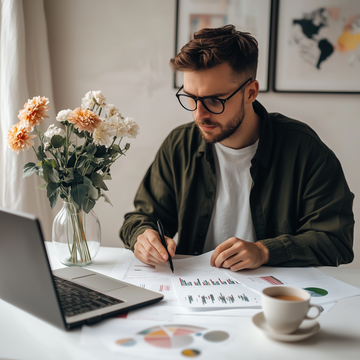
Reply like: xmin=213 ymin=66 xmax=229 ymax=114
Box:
xmin=274 ymin=0 xmax=360 ymax=93
xmin=174 ymin=0 xmax=273 ymax=92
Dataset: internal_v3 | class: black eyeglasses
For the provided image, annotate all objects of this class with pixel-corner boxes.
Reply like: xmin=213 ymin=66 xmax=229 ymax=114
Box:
xmin=176 ymin=77 xmax=253 ymax=115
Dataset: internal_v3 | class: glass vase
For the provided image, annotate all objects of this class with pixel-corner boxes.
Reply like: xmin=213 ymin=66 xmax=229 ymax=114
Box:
xmin=52 ymin=201 xmax=101 ymax=266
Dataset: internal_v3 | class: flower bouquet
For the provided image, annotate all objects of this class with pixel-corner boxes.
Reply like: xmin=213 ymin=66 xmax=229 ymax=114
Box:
xmin=7 ymin=91 xmax=139 ymax=266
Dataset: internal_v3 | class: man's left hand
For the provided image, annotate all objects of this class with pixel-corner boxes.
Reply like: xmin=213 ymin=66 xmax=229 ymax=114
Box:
xmin=210 ymin=237 xmax=269 ymax=271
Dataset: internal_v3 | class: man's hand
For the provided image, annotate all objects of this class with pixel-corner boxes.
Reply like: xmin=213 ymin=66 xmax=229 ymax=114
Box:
xmin=134 ymin=229 xmax=176 ymax=266
xmin=210 ymin=237 xmax=269 ymax=271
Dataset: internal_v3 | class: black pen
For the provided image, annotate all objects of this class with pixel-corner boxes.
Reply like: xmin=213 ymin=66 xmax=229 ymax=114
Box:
xmin=156 ymin=219 xmax=174 ymax=273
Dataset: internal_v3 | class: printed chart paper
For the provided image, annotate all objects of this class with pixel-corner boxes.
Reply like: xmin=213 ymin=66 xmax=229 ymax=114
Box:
xmin=172 ymin=253 xmax=261 ymax=309
xmin=226 ymin=266 xmax=360 ymax=305
xmin=80 ymin=317 xmax=251 ymax=359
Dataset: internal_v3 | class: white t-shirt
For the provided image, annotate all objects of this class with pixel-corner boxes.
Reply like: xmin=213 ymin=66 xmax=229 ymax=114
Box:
xmin=203 ymin=140 xmax=259 ymax=252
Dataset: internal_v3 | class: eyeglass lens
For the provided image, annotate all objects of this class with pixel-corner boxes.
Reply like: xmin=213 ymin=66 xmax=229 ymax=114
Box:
xmin=178 ymin=95 xmax=224 ymax=114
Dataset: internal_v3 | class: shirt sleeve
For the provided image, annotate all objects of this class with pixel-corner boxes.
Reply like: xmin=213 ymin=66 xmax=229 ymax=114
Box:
xmin=119 ymin=137 xmax=178 ymax=251
xmin=260 ymin=153 xmax=354 ymax=267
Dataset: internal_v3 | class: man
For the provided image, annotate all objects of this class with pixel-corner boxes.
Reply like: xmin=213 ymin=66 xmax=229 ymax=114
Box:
xmin=120 ymin=25 xmax=354 ymax=271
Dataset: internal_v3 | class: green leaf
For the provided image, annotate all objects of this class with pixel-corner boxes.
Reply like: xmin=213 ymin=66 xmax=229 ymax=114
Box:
xmin=100 ymin=192 xmax=113 ymax=206
xmin=111 ymin=144 xmax=121 ymax=153
xmin=36 ymin=146 xmax=46 ymax=161
xmin=108 ymin=147 xmax=119 ymax=156
xmin=91 ymin=157 xmax=103 ymax=165
xmin=91 ymin=173 xmax=108 ymax=191
xmin=88 ymin=182 xmax=99 ymax=200
xmin=36 ymin=183 xmax=47 ymax=190
xmin=86 ymin=143 xmax=97 ymax=156
xmin=82 ymin=176 xmax=92 ymax=186
xmin=49 ymin=168 xmax=60 ymax=183
xmin=73 ymin=128 xmax=85 ymax=138
xmin=102 ymin=173 xmax=112 ymax=180
xmin=47 ymin=182 xmax=59 ymax=198
xmin=51 ymin=135 xmax=66 ymax=149
xmin=36 ymin=167 xmax=44 ymax=178
xmin=23 ymin=162 xmax=38 ymax=178
xmin=49 ymin=189 xmax=58 ymax=209
xmin=70 ymin=183 xmax=88 ymax=207
xmin=83 ymin=197 xmax=95 ymax=214
xmin=95 ymin=146 xmax=107 ymax=157
xmin=124 ymin=143 xmax=130 ymax=151
xmin=67 ymin=153 xmax=76 ymax=168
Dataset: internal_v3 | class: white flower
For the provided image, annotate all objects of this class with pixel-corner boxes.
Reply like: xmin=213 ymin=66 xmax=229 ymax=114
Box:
xmin=106 ymin=115 xmax=128 ymax=138
xmin=81 ymin=90 xmax=106 ymax=109
xmin=124 ymin=117 xmax=140 ymax=138
xmin=56 ymin=109 xmax=72 ymax=123
xmin=44 ymin=124 xmax=66 ymax=140
xmin=105 ymin=104 xmax=121 ymax=118
xmin=93 ymin=121 xmax=116 ymax=148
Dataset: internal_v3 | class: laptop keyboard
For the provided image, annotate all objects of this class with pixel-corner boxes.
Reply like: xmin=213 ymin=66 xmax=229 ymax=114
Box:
xmin=54 ymin=276 xmax=123 ymax=317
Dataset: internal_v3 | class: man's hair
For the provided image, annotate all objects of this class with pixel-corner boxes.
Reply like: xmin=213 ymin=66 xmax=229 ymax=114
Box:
xmin=170 ymin=25 xmax=258 ymax=82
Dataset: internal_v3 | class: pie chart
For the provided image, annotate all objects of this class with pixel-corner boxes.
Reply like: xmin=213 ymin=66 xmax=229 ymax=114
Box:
xmin=137 ymin=325 xmax=206 ymax=349
xmin=303 ymin=287 xmax=328 ymax=297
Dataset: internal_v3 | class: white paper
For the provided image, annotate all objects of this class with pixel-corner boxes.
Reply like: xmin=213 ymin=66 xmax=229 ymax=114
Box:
xmin=80 ymin=317 xmax=251 ymax=359
xmin=226 ymin=266 xmax=360 ymax=305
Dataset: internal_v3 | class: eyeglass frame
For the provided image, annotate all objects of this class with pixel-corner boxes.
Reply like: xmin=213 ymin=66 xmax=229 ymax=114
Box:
xmin=175 ymin=77 xmax=253 ymax=115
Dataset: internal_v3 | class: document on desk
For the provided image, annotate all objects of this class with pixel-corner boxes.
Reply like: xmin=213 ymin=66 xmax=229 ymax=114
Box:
xmin=111 ymin=256 xmax=180 ymax=306
xmin=111 ymin=251 xmax=261 ymax=309
xmin=226 ymin=266 xmax=360 ymax=305
xmin=80 ymin=316 xmax=252 ymax=360
xmin=171 ymin=253 xmax=261 ymax=309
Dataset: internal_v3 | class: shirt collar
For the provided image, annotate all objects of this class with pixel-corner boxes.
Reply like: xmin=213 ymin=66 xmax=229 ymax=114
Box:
xmin=252 ymin=100 xmax=273 ymax=169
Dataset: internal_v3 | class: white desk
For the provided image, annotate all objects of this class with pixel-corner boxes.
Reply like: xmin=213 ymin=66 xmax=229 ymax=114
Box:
xmin=0 ymin=244 xmax=359 ymax=360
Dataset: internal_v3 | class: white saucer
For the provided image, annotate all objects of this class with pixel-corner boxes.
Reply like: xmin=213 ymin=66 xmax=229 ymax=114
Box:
xmin=252 ymin=312 xmax=320 ymax=342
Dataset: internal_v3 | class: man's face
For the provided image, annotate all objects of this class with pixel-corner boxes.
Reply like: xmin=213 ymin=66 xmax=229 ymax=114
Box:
xmin=183 ymin=62 xmax=246 ymax=144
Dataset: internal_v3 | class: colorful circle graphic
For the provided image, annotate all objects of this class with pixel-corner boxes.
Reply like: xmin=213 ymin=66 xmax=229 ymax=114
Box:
xmin=182 ymin=349 xmax=201 ymax=357
xmin=137 ymin=325 xmax=206 ymax=349
xmin=115 ymin=338 xmax=136 ymax=347
xmin=303 ymin=287 xmax=328 ymax=297
xmin=203 ymin=331 xmax=229 ymax=342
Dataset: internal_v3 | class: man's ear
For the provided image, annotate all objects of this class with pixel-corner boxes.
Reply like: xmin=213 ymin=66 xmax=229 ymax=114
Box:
xmin=245 ymin=80 xmax=259 ymax=104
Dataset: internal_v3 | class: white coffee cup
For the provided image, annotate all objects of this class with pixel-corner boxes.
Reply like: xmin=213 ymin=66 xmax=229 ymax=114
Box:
xmin=262 ymin=286 xmax=322 ymax=334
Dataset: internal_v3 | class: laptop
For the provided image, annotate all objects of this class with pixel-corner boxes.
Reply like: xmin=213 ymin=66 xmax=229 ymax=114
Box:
xmin=0 ymin=207 xmax=163 ymax=330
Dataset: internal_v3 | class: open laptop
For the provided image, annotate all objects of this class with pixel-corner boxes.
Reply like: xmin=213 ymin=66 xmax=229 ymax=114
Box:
xmin=0 ymin=207 xmax=163 ymax=330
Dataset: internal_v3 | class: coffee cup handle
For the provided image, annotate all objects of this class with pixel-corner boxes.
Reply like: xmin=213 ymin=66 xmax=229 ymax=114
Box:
xmin=305 ymin=304 xmax=322 ymax=320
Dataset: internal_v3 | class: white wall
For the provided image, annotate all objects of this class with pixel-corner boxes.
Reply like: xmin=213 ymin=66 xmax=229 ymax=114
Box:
xmin=43 ymin=0 xmax=359 ymax=268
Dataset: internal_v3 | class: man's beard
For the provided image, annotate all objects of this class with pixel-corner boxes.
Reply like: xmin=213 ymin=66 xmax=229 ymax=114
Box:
xmin=195 ymin=100 xmax=245 ymax=144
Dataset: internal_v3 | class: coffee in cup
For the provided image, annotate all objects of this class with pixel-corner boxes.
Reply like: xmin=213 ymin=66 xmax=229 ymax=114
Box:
xmin=262 ymin=286 xmax=322 ymax=334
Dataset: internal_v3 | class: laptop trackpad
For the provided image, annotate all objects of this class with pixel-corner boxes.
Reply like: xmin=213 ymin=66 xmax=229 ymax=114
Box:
xmin=73 ymin=275 xmax=128 ymax=292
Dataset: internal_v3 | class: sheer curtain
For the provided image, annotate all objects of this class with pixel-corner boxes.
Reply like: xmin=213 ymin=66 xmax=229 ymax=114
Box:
xmin=0 ymin=0 xmax=57 ymax=241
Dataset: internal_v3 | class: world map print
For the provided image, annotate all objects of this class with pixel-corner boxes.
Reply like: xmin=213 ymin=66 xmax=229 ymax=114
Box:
xmin=291 ymin=7 xmax=360 ymax=70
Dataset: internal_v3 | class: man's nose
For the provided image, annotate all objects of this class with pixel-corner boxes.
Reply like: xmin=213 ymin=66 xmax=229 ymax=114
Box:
xmin=195 ymin=100 xmax=211 ymax=119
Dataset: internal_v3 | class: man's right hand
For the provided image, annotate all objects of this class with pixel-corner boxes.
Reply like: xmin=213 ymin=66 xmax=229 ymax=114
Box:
xmin=134 ymin=229 xmax=176 ymax=266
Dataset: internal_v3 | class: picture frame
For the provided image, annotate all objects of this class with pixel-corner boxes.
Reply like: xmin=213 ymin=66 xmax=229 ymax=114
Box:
xmin=274 ymin=0 xmax=360 ymax=93
xmin=174 ymin=0 xmax=273 ymax=92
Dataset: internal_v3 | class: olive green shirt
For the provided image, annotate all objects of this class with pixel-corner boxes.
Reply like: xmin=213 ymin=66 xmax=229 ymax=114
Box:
xmin=120 ymin=100 xmax=354 ymax=267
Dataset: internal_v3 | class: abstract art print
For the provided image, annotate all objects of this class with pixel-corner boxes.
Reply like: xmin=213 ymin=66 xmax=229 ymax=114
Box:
xmin=274 ymin=0 xmax=360 ymax=93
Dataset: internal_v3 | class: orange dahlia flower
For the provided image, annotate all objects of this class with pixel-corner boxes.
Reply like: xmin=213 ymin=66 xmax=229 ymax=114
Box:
xmin=68 ymin=107 xmax=102 ymax=133
xmin=18 ymin=96 xmax=49 ymax=130
xmin=7 ymin=122 xmax=36 ymax=154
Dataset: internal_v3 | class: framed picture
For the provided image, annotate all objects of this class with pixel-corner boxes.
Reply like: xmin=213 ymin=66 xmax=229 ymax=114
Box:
xmin=174 ymin=0 xmax=273 ymax=92
xmin=274 ymin=0 xmax=360 ymax=93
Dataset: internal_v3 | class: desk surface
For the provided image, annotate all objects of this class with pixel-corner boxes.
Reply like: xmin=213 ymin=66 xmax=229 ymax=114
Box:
xmin=1 ymin=244 xmax=359 ymax=360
